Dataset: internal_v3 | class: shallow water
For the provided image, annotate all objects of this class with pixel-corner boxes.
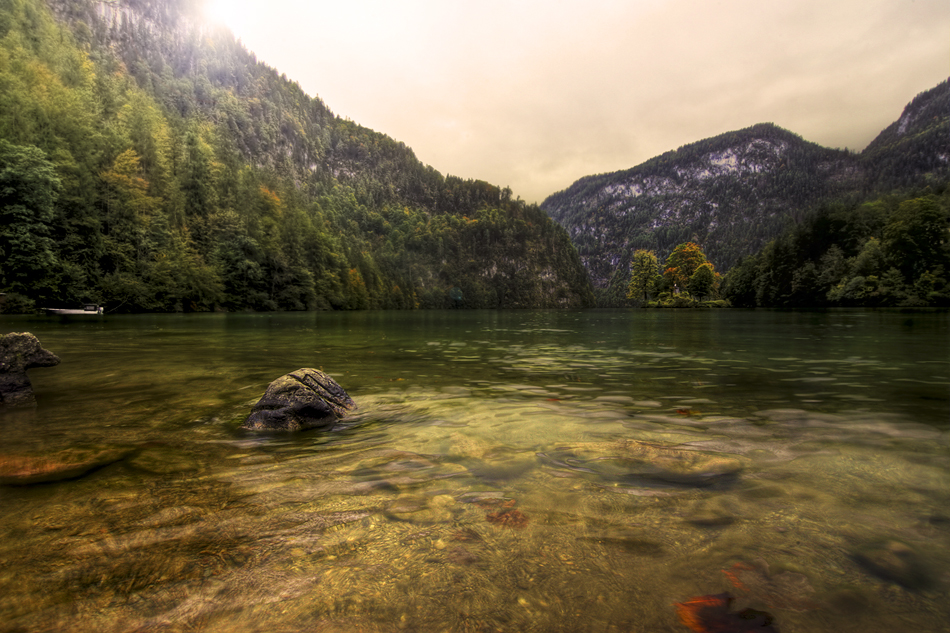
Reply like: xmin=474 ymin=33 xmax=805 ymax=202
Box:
xmin=1 ymin=309 xmax=948 ymax=632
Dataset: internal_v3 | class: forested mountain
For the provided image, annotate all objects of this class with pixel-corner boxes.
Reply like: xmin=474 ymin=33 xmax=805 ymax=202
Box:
xmin=542 ymin=81 xmax=950 ymax=306
xmin=0 ymin=0 xmax=594 ymax=312
xmin=862 ymin=82 xmax=950 ymax=192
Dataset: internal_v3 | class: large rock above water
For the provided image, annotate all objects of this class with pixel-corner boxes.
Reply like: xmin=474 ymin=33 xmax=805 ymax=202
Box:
xmin=0 ymin=332 xmax=60 ymax=407
xmin=242 ymin=368 xmax=356 ymax=431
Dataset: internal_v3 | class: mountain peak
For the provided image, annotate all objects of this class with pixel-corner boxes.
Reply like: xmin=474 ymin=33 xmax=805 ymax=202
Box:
xmin=863 ymin=80 xmax=949 ymax=154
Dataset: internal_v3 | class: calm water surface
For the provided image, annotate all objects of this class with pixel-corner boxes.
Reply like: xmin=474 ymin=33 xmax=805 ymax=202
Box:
xmin=1 ymin=310 xmax=948 ymax=632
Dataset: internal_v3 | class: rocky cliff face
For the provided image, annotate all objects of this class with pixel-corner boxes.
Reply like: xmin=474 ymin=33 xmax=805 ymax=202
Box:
xmin=542 ymin=82 xmax=949 ymax=306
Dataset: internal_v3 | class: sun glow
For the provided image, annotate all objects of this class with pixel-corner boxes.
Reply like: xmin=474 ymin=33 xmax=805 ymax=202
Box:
xmin=202 ymin=0 xmax=249 ymax=34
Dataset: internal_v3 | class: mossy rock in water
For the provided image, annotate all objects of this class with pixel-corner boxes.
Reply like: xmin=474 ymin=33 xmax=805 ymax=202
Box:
xmin=0 ymin=332 xmax=60 ymax=406
xmin=0 ymin=448 xmax=130 ymax=485
xmin=242 ymin=368 xmax=356 ymax=431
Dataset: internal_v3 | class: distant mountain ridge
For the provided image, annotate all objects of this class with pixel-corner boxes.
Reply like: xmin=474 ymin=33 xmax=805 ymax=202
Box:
xmin=541 ymin=81 xmax=949 ymax=306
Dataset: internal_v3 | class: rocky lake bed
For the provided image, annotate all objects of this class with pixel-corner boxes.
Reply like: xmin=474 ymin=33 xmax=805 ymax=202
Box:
xmin=1 ymin=310 xmax=947 ymax=632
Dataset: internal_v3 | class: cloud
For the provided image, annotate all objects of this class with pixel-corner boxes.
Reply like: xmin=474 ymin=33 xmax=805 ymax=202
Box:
xmin=212 ymin=0 xmax=949 ymax=203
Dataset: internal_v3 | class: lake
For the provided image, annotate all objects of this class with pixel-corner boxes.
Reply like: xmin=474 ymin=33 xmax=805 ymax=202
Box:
xmin=1 ymin=309 xmax=948 ymax=632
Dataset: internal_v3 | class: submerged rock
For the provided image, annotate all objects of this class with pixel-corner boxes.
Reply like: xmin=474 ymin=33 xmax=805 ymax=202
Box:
xmin=609 ymin=440 xmax=746 ymax=485
xmin=723 ymin=559 xmax=818 ymax=611
xmin=852 ymin=539 xmax=935 ymax=590
xmin=0 ymin=448 xmax=130 ymax=485
xmin=0 ymin=332 xmax=60 ymax=406
xmin=486 ymin=507 xmax=529 ymax=529
xmin=242 ymin=368 xmax=356 ymax=431
xmin=538 ymin=440 xmax=747 ymax=488
xmin=675 ymin=593 xmax=778 ymax=633
xmin=577 ymin=530 xmax=665 ymax=554
xmin=686 ymin=497 xmax=739 ymax=527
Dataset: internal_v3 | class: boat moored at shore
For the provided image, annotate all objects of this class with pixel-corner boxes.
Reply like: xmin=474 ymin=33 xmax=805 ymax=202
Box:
xmin=45 ymin=304 xmax=104 ymax=316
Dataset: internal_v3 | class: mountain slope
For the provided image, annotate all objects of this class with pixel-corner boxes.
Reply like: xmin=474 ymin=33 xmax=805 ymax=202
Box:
xmin=861 ymin=80 xmax=950 ymax=192
xmin=542 ymin=81 xmax=949 ymax=306
xmin=0 ymin=0 xmax=594 ymax=312
xmin=542 ymin=124 xmax=859 ymax=305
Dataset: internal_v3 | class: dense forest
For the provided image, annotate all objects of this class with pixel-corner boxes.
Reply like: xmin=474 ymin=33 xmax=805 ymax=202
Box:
xmin=543 ymin=82 xmax=950 ymax=307
xmin=721 ymin=188 xmax=950 ymax=308
xmin=0 ymin=0 xmax=594 ymax=313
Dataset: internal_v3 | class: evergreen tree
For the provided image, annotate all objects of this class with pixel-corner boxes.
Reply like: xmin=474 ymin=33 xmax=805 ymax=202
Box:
xmin=626 ymin=249 xmax=659 ymax=301
xmin=883 ymin=197 xmax=949 ymax=281
xmin=688 ymin=263 xmax=715 ymax=299
xmin=721 ymin=189 xmax=950 ymax=308
xmin=0 ymin=140 xmax=62 ymax=303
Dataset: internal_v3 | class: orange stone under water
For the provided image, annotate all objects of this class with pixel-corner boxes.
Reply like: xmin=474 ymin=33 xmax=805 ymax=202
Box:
xmin=674 ymin=593 xmax=777 ymax=632
xmin=485 ymin=508 xmax=529 ymax=529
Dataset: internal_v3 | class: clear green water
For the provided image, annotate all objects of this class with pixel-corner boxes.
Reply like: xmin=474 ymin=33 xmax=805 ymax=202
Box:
xmin=1 ymin=309 xmax=948 ymax=632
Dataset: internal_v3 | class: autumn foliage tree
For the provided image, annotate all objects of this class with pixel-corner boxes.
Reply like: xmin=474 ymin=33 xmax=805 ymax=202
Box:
xmin=663 ymin=242 xmax=711 ymax=293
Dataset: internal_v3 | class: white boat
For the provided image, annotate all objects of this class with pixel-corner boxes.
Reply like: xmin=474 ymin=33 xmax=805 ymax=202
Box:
xmin=46 ymin=304 xmax=104 ymax=316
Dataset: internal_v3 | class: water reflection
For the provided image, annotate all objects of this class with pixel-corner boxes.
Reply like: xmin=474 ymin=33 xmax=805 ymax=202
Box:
xmin=0 ymin=310 xmax=947 ymax=632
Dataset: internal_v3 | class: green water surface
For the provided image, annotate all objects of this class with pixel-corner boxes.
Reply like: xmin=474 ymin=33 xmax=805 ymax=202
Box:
xmin=1 ymin=310 xmax=948 ymax=632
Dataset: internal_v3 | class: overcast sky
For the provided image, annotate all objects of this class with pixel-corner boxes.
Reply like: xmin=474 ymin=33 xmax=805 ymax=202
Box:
xmin=203 ymin=0 xmax=948 ymax=203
